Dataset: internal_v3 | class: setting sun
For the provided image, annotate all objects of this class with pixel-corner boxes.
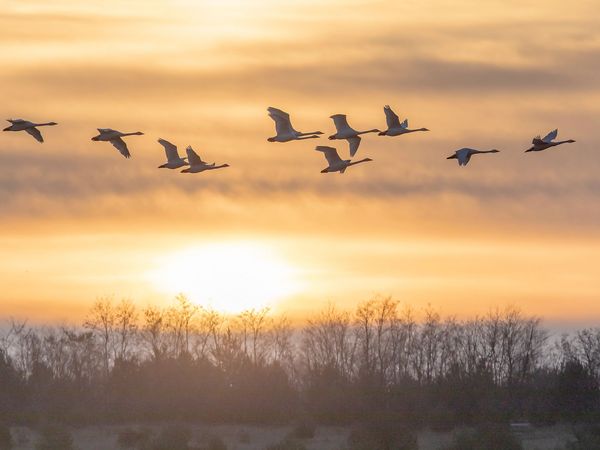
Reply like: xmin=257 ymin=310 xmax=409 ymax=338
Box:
xmin=148 ymin=242 xmax=302 ymax=313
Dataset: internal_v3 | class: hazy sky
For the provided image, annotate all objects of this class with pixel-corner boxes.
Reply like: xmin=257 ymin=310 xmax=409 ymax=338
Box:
xmin=1 ymin=0 xmax=599 ymax=323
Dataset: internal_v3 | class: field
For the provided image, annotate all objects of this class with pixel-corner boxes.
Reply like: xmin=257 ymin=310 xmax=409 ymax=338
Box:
xmin=8 ymin=423 xmax=577 ymax=450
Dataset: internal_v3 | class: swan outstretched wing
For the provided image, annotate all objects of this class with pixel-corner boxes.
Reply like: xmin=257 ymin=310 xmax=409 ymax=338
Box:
xmin=542 ymin=129 xmax=558 ymax=143
xmin=456 ymin=148 xmax=473 ymax=166
xmin=267 ymin=107 xmax=294 ymax=136
xmin=110 ymin=137 xmax=131 ymax=158
xmin=25 ymin=127 xmax=43 ymax=143
xmin=532 ymin=135 xmax=543 ymax=145
xmin=347 ymin=136 xmax=361 ymax=157
xmin=400 ymin=119 xmax=408 ymax=129
xmin=330 ymin=114 xmax=352 ymax=133
xmin=186 ymin=146 xmax=205 ymax=166
xmin=316 ymin=146 xmax=343 ymax=165
xmin=267 ymin=107 xmax=289 ymax=118
xmin=383 ymin=105 xmax=401 ymax=129
xmin=158 ymin=138 xmax=180 ymax=161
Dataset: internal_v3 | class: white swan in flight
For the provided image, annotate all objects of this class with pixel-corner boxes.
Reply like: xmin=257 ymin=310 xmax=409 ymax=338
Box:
xmin=525 ymin=129 xmax=575 ymax=152
xmin=181 ymin=146 xmax=230 ymax=173
xmin=316 ymin=146 xmax=372 ymax=173
xmin=328 ymin=114 xmax=380 ymax=157
xmin=378 ymin=105 xmax=429 ymax=136
xmin=91 ymin=129 xmax=143 ymax=158
xmin=157 ymin=138 xmax=188 ymax=169
xmin=3 ymin=118 xmax=57 ymax=143
xmin=267 ymin=107 xmax=323 ymax=142
xmin=447 ymin=148 xmax=499 ymax=166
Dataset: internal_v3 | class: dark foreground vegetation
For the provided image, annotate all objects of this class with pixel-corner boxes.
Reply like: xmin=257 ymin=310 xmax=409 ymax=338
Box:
xmin=1 ymin=296 xmax=600 ymax=440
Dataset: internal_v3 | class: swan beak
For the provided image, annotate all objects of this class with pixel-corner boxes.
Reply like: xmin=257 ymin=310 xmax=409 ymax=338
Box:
xmin=524 ymin=148 xmax=533 ymax=153
xmin=446 ymin=155 xmax=457 ymax=159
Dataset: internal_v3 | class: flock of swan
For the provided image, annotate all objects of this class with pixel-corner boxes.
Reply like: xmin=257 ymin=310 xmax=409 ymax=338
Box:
xmin=266 ymin=105 xmax=576 ymax=172
xmin=3 ymin=105 xmax=576 ymax=175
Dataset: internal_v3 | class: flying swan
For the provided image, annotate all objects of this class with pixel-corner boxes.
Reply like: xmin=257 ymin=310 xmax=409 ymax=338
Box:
xmin=181 ymin=146 xmax=230 ymax=173
xmin=378 ymin=105 xmax=429 ymax=136
xmin=316 ymin=145 xmax=372 ymax=173
xmin=525 ymin=129 xmax=575 ymax=153
xmin=91 ymin=128 xmax=144 ymax=158
xmin=328 ymin=114 xmax=380 ymax=157
xmin=446 ymin=148 xmax=499 ymax=166
xmin=157 ymin=138 xmax=188 ymax=169
xmin=267 ymin=107 xmax=323 ymax=142
xmin=3 ymin=118 xmax=57 ymax=143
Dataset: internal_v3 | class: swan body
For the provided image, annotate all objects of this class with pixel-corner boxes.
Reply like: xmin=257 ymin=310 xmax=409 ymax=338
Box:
xmin=378 ymin=105 xmax=429 ymax=136
xmin=316 ymin=145 xmax=372 ymax=173
xmin=91 ymin=128 xmax=144 ymax=158
xmin=181 ymin=146 xmax=229 ymax=173
xmin=267 ymin=107 xmax=323 ymax=142
xmin=157 ymin=138 xmax=188 ymax=169
xmin=525 ymin=129 xmax=575 ymax=152
xmin=328 ymin=114 xmax=380 ymax=157
xmin=3 ymin=118 xmax=57 ymax=143
xmin=447 ymin=148 xmax=499 ymax=166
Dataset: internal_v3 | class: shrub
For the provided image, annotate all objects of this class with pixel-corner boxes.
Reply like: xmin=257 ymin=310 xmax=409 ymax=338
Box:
xmin=150 ymin=424 xmax=191 ymax=450
xmin=290 ymin=418 xmax=316 ymax=439
xmin=117 ymin=427 xmax=152 ymax=449
xmin=445 ymin=424 xmax=522 ymax=450
xmin=0 ymin=423 xmax=12 ymax=450
xmin=206 ymin=435 xmax=227 ymax=450
xmin=35 ymin=424 xmax=74 ymax=450
xmin=237 ymin=429 xmax=251 ymax=444
xmin=564 ymin=424 xmax=600 ymax=450
xmin=265 ymin=437 xmax=307 ymax=450
xmin=348 ymin=418 xmax=418 ymax=450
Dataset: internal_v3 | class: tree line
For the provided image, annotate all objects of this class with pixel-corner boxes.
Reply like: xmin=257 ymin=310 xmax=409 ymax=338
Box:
xmin=0 ymin=295 xmax=599 ymax=428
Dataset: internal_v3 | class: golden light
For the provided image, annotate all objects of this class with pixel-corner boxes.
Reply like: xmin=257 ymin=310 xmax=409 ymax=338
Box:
xmin=147 ymin=242 xmax=303 ymax=314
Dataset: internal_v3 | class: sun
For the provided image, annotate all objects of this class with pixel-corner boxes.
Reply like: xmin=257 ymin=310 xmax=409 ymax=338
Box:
xmin=148 ymin=242 xmax=302 ymax=314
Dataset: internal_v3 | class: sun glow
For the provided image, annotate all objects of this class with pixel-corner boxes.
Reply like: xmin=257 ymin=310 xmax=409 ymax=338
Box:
xmin=148 ymin=242 xmax=302 ymax=314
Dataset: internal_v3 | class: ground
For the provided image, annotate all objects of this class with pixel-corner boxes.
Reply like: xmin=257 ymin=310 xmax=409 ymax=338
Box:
xmin=9 ymin=423 xmax=576 ymax=450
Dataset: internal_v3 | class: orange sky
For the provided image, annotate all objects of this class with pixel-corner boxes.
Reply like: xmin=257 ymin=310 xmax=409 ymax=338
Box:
xmin=0 ymin=0 xmax=599 ymax=324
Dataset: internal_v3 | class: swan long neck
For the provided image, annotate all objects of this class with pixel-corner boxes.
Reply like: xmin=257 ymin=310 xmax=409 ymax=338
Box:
xmin=297 ymin=135 xmax=320 ymax=140
xmin=357 ymin=129 xmax=380 ymax=135
xmin=123 ymin=131 xmax=143 ymax=136
xmin=348 ymin=158 xmax=371 ymax=166
xmin=298 ymin=131 xmax=323 ymax=137
xmin=556 ymin=139 xmax=575 ymax=145
xmin=36 ymin=122 xmax=57 ymax=127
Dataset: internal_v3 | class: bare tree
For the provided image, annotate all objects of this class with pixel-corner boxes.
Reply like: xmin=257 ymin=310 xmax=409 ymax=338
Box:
xmin=84 ymin=297 xmax=115 ymax=376
xmin=141 ymin=305 xmax=167 ymax=361
xmin=113 ymin=299 xmax=138 ymax=362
